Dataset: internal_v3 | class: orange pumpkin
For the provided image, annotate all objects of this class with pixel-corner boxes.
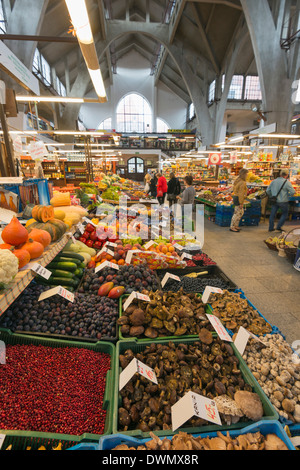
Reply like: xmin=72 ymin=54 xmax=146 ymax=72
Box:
xmin=32 ymin=205 xmax=54 ymax=223
xmin=1 ymin=217 xmax=29 ymax=246
xmin=0 ymin=243 xmax=13 ymax=250
xmin=28 ymin=228 xmax=51 ymax=248
xmin=11 ymin=248 xmax=31 ymax=269
xmin=21 ymin=239 xmax=44 ymax=260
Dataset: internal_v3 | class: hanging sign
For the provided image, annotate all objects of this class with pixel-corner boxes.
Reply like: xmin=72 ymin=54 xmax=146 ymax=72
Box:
xmin=28 ymin=141 xmax=48 ymax=159
xmin=208 ymin=153 xmax=222 ymax=166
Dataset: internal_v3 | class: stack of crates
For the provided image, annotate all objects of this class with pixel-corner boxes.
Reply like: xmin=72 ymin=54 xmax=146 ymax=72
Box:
xmin=215 ymin=200 xmax=262 ymax=227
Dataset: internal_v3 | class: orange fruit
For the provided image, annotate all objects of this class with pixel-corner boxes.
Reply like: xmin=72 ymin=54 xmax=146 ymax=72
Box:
xmin=118 ymin=259 xmax=125 ymax=265
xmin=168 ymin=246 xmax=175 ymax=253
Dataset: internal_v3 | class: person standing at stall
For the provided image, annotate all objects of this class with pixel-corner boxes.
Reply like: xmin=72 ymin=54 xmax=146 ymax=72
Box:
xmin=156 ymin=172 xmax=168 ymax=205
xmin=149 ymin=172 xmax=158 ymax=198
xmin=230 ymin=168 xmax=248 ymax=233
xmin=267 ymin=170 xmax=295 ymax=232
xmin=167 ymin=172 xmax=181 ymax=207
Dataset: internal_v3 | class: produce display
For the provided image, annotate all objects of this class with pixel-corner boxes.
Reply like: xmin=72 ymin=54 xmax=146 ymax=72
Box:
xmin=118 ymin=335 xmax=265 ymax=432
xmin=185 ymin=253 xmax=217 ymax=267
xmin=112 ymin=430 xmax=289 ymax=451
xmin=209 ymin=291 xmax=273 ymax=336
xmin=79 ymin=265 xmax=160 ymax=296
xmin=160 ymin=271 xmax=234 ymax=293
xmin=242 ymin=334 xmax=300 ymax=424
xmin=118 ymin=290 xmax=212 ymax=339
xmin=0 ymin=343 xmax=111 ymax=435
xmin=0 ymin=284 xmax=118 ymax=341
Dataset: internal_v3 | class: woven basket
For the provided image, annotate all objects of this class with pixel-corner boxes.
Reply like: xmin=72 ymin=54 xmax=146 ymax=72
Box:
xmin=264 ymin=240 xmax=278 ymax=251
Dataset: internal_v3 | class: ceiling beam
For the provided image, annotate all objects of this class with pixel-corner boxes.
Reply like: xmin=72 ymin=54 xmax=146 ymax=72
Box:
xmin=0 ymin=34 xmax=77 ymax=43
xmin=189 ymin=3 xmax=220 ymax=74
xmin=169 ymin=0 xmax=187 ymax=43
xmin=159 ymin=74 xmax=190 ymax=103
xmin=188 ymin=0 xmax=243 ymax=11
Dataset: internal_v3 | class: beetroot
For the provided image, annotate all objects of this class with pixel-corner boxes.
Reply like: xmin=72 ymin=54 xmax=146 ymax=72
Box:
xmin=0 ymin=344 xmax=110 ymax=436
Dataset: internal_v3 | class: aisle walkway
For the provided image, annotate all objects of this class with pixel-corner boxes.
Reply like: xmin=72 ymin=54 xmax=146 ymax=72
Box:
xmin=202 ymin=219 xmax=300 ymax=346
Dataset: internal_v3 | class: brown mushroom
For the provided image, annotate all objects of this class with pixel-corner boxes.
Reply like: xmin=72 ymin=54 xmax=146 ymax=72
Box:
xmin=234 ymin=390 xmax=264 ymax=421
xmin=198 ymin=328 xmax=213 ymax=345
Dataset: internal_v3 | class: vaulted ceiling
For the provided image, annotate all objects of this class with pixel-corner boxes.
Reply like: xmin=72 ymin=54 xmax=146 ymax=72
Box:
xmin=35 ymin=0 xmax=259 ymax=103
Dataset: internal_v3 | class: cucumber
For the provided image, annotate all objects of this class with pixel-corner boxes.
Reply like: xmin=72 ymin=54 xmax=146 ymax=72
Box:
xmin=78 ymin=262 xmax=86 ymax=269
xmin=47 ymin=277 xmax=77 ymax=287
xmin=60 ymin=251 xmax=85 ymax=262
xmin=49 ymin=269 xmax=73 ymax=279
xmin=47 ymin=262 xmax=78 ymax=272
xmin=54 ymin=256 xmax=81 ymax=266
xmin=74 ymin=268 xmax=83 ymax=277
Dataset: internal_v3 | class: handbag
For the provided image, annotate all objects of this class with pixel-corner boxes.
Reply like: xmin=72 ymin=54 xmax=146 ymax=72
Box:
xmin=157 ymin=189 xmax=163 ymax=198
xmin=269 ymin=180 xmax=287 ymax=205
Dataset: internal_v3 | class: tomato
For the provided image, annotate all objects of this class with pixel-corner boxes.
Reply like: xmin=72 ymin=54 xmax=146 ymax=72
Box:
xmin=90 ymin=230 xmax=98 ymax=241
xmin=79 ymin=236 xmax=87 ymax=244
xmin=85 ymin=224 xmax=95 ymax=233
xmin=86 ymin=240 xmax=94 ymax=248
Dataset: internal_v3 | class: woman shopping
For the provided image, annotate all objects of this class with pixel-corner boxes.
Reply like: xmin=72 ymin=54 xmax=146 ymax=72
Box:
xmin=167 ymin=172 xmax=181 ymax=207
xmin=230 ymin=168 xmax=248 ymax=233
xmin=156 ymin=173 xmax=168 ymax=205
xmin=177 ymin=175 xmax=196 ymax=231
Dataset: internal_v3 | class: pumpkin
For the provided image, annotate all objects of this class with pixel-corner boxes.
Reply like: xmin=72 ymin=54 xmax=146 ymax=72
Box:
xmin=32 ymin=205 xmax=54 ymax=223
xmin=1 ymin=217 xmax=29 ymax=246
xmin=11 ymin=248 xmax=31 ymax=269
xmin=0 ymin=243 xmax=13 ymax=250
xmin=25 ymin=218 xmax=36 ymax=228
xmin=21 ymin=239 xmax=44 ymax=260
xmin=28 ymin=228 xmax=52 ymax=248
xmin=28 ymin=219 xmax=68 ymax=242
xmin=50 ymin=192 xmax=71 ymax=207
xmin=53 ymin=209 xmax=66 ymax=221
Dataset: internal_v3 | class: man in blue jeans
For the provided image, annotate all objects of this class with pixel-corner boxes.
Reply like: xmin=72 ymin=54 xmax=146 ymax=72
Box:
xmin=267 ymin=170 xmax=296 ymax=232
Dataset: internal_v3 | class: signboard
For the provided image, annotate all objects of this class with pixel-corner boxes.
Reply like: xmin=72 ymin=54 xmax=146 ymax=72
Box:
xmin=208 ymin=153 xmax=222 ymax=166
xmin=0 ymin=41 xmax=40 ymax=95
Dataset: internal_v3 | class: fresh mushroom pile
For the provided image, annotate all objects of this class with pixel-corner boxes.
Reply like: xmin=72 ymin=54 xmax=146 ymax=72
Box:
xmin=118 ymin=331 xmax=264 ymax=432
xmin=209 ymin=291 xmax=273 ymax=336
xmin=118 ymin=290 xmax=212 ymax=339
xmin=113 ymin=430 xmax=289 ymax=451
xmin=241 ymin=334 xmax=300 ymax=423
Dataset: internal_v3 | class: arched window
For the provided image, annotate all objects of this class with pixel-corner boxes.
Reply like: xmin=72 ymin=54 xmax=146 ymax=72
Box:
xmin=98 ymin=117 xmax=112 ymax=130
xmin=128 ymin=157 xmax=145 ymax=174
xmin=116 ymin=93 xmax=152 ymax=133
xmin=156 ymin=118 xmax=170 ymax=133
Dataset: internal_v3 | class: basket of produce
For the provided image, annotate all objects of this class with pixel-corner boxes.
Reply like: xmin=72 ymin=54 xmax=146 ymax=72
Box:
xmin=113 ymin=336 xmax=278 ymax=438
xmin=282 ymin=229 xmax=300 ymax=263
xmin=0 ymin=283 xmax=119 ymax=343
xmin=97 ymin=420 xmax=295 ymax=450
xmin=264 ymin=233 xmax=285 ymax=252
xmin=0 ymin=330 xmax=115 ymax=440
xmin=118 ymin=291 xmax=214 ymax=341
xmin=1 ymin=433 xmax=98 ymax=451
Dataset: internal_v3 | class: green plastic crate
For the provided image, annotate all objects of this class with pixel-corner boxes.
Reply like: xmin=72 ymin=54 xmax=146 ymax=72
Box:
xmin=0 ymin=330 xmax=115 ymax=444
xmin=113 ymin=337 xmax=279 ymax=438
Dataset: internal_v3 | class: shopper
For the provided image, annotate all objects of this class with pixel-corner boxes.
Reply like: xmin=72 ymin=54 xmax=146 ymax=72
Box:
xmin=167 ymin=172 xmax=181 ymax=207
xmin=230 ymin=168 xmax=248 ymax=233
xmin=177 ymin=175 xmax=196 ymax=230
xmin=144 ymin=172 xmax=151 ymax=194
xmin=267 ymin=170 xmax=296 ymax=232
xmin=156 ymin=172 xmax=168 ymax=205
xmin=149 ymin=172 xmax=158 ymax=198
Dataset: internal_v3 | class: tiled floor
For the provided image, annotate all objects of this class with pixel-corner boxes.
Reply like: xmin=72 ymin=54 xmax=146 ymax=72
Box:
xmin=202 ymin=219 xmax=300 ymax=346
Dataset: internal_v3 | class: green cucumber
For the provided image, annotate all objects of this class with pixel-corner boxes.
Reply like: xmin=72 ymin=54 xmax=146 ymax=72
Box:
xmin=47 ymin=277 xmax=77 ymax=287
xmin=54 ymin=256 xmax=81 ymax=266
xmin=47 ymin=262 xmax=78 ymax=272
xmin=74 ymin=268 xmax=83 ymax=277
xmin=78 ymin=262 xmax=86 ymax=269
xmin=49 ymin=269 xmax=73 ymax=279
xmin=60 ymin=251 xmax=85 ymax=262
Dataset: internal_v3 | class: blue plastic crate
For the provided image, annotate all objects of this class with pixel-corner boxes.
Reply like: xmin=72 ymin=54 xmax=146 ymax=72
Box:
xmin=95 ymin=420 xmax=295 ymax=450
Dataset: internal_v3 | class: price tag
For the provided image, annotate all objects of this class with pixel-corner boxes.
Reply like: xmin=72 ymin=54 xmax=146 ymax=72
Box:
xmin=173 ymin=243 xmax=183 ymax=251
xmin=123 ymin=291 xmax=150 ymax=311
xmin=98 ymin=246 xmax=115 ymax=257
xmin=31 ymin=263 xmax=52 ymax=280
xmin=202 ymin=286 xmax=223 ymax=304
xmin=38 ymin=286 xmax=75 ymax=303
xmin=105 ymin=241 xmax=118 ymax=248
xmin=234 ymin=326 xmax=265 ymax=355
xmin=0 ymin=434 xmax=5 ymax=450
xmin=181 ymin=252 xmax=193 ymax=260
xmin=77 ymin=222 xmax=85 ymax=234
xmin=95 ymin=260 xmax=119 ymax=273
xmin=206 ymin=314 xmax=232 ymax=342
xmin=161 ymin=272 xmax=181 ymax=288
xmin=125 ymin=250 xmax=141 ymax=264
xmin=171 ymin=391 xmax=221 ymax=431
xmin=144 ymin=240 xmax=155 ymax=250
xmin=66 ymin=232 xmax=77 ymax=244
xmin=119 ymin=358 xmax=158 ymax=391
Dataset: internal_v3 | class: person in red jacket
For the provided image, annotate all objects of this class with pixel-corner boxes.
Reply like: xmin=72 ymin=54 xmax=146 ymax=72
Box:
xmin=156 ymin=173 xmax=168 ymax=205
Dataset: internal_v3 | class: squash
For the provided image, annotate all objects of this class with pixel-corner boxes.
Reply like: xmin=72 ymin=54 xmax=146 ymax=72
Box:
xmin=21 ymin=239 xmax=44 ymax=260
xmin=53 ymin=208 xmax=66 ymax=221
xmin=32 ymin=205 xmax=54 ymax=223
xmin=28 ymin=219 xmax=68 ymax=243
xmin=11 ymin=247 xmax=31 ymax=269
xmin=28 ymin=228 xmax=52 ymax=248
xmin=1 ymin=217 xmax=29 ymax=246
xmin=50 ymin=192 xmax=71 ymax=207
xmin=25 ymin=218 xmax=36 ymax=228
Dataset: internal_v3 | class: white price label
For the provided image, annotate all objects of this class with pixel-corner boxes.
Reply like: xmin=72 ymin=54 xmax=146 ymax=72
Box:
xmin=202 ymin=286 xmax=223 ymax=304
xmin=173 ymin=243 xmax=183 ymax=251
xmin=161 ymin=272 xmax=181 ymax=288
xmin=95 ymin=260 xmax=119 ymax=273
xmin=206 ymin=314 xmax=232 ymax=342
xmin=38 ymin=286 xmax=75 ymax=303
xmin=83 ymin=217 xmax=97 ymax=227
xmin=119 ymin=358 xmax=158 ymax=391
xmin=234 ymin=326 xmax=265 ymax=355
xmin=0 ymin=434 xmax=5 ymax=450
xmin=181 ymin=252 xmax=193 ymax=260
xmin=77 ymin=222 xmax=85 ymax=234
xmin=31 ymin=263 xmax=52 ymax=280
xmin=99 ymin=246 xmax=115 ymax=257
xmin=125 ymin=250 xmax=141 ymax=264
xmin=144 ymin=240 xmax=155 ymax=250
xmin=123 ymin=291 xmax=150 ymax=311
xmin=66 ymin=232 xmax=77 ymax=244
xmin=171 ymin=391 xmax=221 ymax=431
xmin=105 ymin=241 xmax=118 ymax=248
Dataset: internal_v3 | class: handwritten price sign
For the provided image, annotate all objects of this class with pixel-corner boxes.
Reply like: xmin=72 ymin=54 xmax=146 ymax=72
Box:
xmin=119 ymin=358 xmax=158 ymax=391
xmin=171 ymin=391 xmax=221 ymax=431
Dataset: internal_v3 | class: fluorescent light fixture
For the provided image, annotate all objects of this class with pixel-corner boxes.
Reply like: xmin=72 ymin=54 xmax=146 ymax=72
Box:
xmin=228 ymin=136 xmax=245 ymax=143
xmin=258 ymin=133 xmax=300 ymax=139
xmin=16 ymin=96 xmax=85 ymax=103
xmin=65 ymin=0 xmax=93 ymax=44
xmin=88 ymin=68 xmax=106 ymax=100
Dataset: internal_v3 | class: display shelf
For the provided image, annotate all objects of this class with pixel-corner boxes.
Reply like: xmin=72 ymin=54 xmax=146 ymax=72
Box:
xmin=0 ymin=230 xmax=75 ymax=316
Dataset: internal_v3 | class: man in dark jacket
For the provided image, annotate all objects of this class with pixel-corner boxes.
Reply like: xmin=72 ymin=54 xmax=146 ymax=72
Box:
xmin=167 ymin=172 xmax=181 ymax=207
